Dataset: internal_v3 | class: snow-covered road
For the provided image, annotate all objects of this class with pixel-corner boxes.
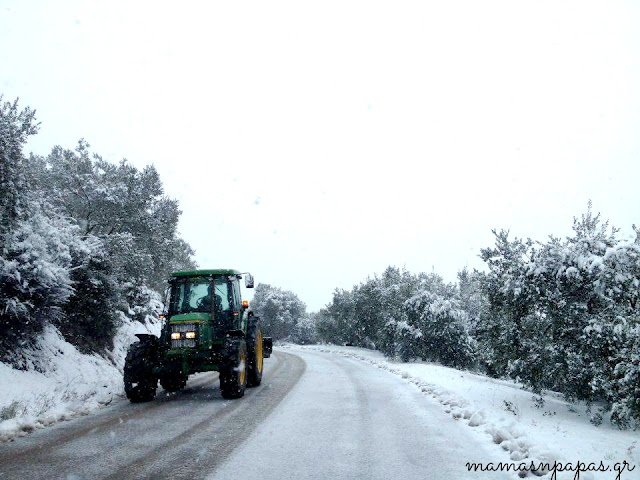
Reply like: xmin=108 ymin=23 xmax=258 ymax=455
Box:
xmin=0 ymin=349 xmax=513 ymax=479
xmin=0 ymin=352 xmax=304 ymax=479
xmin=210 ymin=348 xmax=509 ymax=480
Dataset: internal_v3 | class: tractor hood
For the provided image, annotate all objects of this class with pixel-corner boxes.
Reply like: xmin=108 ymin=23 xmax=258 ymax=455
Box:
xmin=169 ymin=312 xmax=211 ymax=323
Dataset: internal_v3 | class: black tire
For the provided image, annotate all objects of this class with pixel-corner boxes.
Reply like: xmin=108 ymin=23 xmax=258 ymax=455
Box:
xmin=124 ymin=341 xmax=158 ymax=403
xmin=246 ymin=320 xmax=264 ymax=388
xmin=160 ymin=372 xmax=188 ymax=392
xmin=219 ymin=338 xmax=247 ymax=399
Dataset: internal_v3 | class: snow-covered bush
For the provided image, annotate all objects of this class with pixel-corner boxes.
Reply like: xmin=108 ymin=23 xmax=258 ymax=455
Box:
xmin=404 ymin=291 xmax=476 ymax=368
xmin=480 ymin=204 xmax=640 ymax=427
xmin=0 ymin=208 xmax=77 ymax=356
xmin=53 ymin=235 xmax=121 ymax=353
xmin=609 ymin=325 xmax=640 ymax=428
xmin=318 ymin=267 xmax=472 ymax=365
xmin=293 ymin=314 xmax=317 ymax=344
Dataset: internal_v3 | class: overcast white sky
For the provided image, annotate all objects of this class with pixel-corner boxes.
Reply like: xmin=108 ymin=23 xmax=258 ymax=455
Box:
xmin=2 ymin=1 xmax=639 ymax=311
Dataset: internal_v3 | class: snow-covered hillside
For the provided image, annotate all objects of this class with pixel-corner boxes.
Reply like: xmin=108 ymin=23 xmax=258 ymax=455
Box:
xmin=0 ymin=316 xmax=160 ymax=442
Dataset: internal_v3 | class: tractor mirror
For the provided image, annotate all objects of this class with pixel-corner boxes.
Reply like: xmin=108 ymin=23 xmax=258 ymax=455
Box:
xmin=245 ymin=274 xmax=255 ymax=288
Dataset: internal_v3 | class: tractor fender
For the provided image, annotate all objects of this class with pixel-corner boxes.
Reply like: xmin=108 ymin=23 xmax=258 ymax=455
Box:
xmin=135 ymin=334 xmax=159 ymax=348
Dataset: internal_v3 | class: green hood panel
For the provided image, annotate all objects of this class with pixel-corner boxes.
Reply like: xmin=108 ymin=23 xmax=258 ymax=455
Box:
xmin=169 ymin=313 xmax=211 ymax=323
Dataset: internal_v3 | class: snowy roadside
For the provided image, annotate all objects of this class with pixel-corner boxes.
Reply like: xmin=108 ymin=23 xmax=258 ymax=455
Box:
xmin=0 ymin=315 xmax=160 ymax=442
xmin=285 ymin=344 xmax=639 ymax=480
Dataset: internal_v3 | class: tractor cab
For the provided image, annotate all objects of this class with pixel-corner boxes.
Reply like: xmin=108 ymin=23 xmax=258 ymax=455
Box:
xmin=167 ymin=270 xmax=252 ymax=340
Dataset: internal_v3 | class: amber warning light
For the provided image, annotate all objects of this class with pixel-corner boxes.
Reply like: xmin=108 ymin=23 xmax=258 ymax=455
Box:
xmin=242 ymin=300 xmax=249 ymax=308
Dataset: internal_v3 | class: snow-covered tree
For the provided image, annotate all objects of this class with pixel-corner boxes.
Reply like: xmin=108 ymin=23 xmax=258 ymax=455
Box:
xmin=315 ymin=205 xmax=638 ymax=427
xmin=39 ymin=141 xmax=196 ymax=292
xmin=478 ymin=230 xmax=537 ymax=378
xmin=457 ymin=267 xmax=489 ymax=337
xmin=317 ymin=267 xmax=465 ymax=362
xmin=250 ymin=283 xmax=309 ymax=342
xmin=0 ymin=97 xmax=76 ymax=356
xmin=1 ymin=96 xmax=196 ymax=356
xmin=323 ymin=288 xmax=357 ymax=346
xmin=0 ymin=95 xmax=39 ymax=235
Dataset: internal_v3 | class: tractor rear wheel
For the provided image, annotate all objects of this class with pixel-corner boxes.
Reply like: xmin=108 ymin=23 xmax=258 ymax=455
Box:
xmin=219 ymin=338 xmax=247 ymax=399
xmin=124 ymin=341 xmax=158 ymax=403
xmin=246 ymin=321 xmax=264 ymax=388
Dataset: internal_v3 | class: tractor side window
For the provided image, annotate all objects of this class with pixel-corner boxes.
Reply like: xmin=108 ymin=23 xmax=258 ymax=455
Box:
xmin=169 ymin=283 xmax=184 ymax=313
xmin=232 ymin=280 xmax=242 ymax=308
xmin=163 ymin=286 xmax=171 ymax=312
xmin=213 ymin=278 xmax=231 ymax=312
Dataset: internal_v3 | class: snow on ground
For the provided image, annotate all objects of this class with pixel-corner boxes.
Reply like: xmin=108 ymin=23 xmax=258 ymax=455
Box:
xmin=1 ymin=334 xmax=637 ymax=479
xmin=286 ymin=344 xmax=639 ymax=480
xmin=0 ymin=315 xmax=160 ymax=442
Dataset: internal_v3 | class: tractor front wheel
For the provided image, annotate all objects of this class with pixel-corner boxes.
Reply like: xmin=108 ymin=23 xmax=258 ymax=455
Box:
xmin=124 ymin=341 xmax=158 ymax=403
xmin=219 ymin=338 xmax=247 ymax=399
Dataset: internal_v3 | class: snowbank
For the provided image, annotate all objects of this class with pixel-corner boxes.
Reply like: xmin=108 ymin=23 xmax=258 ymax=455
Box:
xmin=289 ymin=345 xmax=639 ymax=480
xmin=0 ymin=316 xmax=160 ymax=442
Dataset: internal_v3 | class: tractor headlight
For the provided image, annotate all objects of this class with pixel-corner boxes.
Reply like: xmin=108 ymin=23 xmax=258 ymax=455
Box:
xmin=185 ymin=331 xmax=196 ymax=339
xmin=171 ymin=332 xmax=181 ymax=340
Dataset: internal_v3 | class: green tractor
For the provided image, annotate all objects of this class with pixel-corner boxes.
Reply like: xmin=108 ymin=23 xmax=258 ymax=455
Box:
xmin=123 ymin=269 xmax=272 ymax=402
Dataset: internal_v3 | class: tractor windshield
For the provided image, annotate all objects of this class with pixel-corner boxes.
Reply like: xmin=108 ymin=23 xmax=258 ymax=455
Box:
xmin=168 ymin=277 xmax=231 ymax=315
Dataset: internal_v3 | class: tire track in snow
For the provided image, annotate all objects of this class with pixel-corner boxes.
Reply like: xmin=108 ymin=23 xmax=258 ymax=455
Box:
xmin=0 ymin=370 xmax=219 ymax=463
xmin=107 ymin=351 xmax=305 ymax=480
xmin=316 ymin=353 xmax=375 ymax=479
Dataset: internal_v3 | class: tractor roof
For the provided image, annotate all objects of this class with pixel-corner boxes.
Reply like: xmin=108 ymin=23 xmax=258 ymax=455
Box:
xmin=170 ymin=269 xmax=242 ymax=278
